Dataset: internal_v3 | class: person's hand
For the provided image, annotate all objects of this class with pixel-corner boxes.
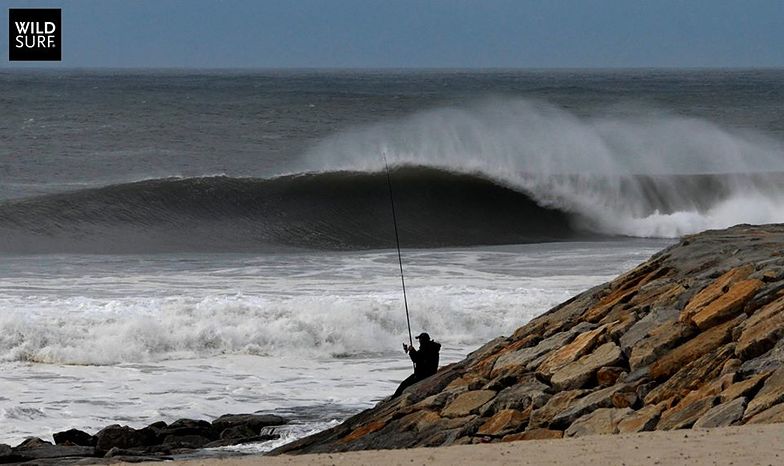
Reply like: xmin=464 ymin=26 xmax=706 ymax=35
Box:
xmin=403 ymin=343 xmax=409 ymax=353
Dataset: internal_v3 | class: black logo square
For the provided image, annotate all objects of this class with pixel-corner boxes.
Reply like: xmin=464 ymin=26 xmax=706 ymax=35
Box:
xmin=9 ymin=8 xmax=61 ymax=61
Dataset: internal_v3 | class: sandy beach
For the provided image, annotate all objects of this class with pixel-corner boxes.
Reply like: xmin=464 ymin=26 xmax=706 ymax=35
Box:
xmin=157 ymin=423 xmax=784 ymax=466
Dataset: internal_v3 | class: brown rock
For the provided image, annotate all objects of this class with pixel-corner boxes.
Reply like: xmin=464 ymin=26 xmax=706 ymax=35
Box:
xmin=550 ymin=342 xmax=624 ymax=390
xmin=339 ymin=420 xmax=387 ymax=444
xmin=693 ymin=397 xmax=747 ymax=428
xmin=597 ymin=366 xmax=626 ymax=387
xmin=617 ymin=403 xmax=666 ymax=433
xmin=445 ymin=375 xmax=487 ymax=394
xmin=736 ymin=295 xmax=784 ymax=360
xmin=619 ymin=307 xmax=680 ymax=352
xmin=721 ymin=358 xmax=742 ymax=376
xmin=611 ymin=391 xmax=638 ymax=409
xmin=397 ymin=410 xmax=442 ymax=432
xmin=680 ymin=265 xmax=754 ymax=322
xmin=745 ymin=403 xmax=784 ymax=424
xmin=744 ymin=366 xmax=784 ymax=420
xmin=551 ymin=384 xmax=631 ymax=428
xmin=688 ymin=279 xmax=763 ymax=330
xmin=476 ymin=409 xmax=528 ymax=437
xmin=441 ymin=390 xmax=496 ymax=418
xmin=536 ymin=324 xmax=609 ymax=376
xmin=565 ymin=408 xmax=633 ymax=437
xmin=479 ymin=381 xmax=550 ymax=417
xmin=657 ymin=396 xmax=718 ymax=430
xmin=491 ymin=327 xmax=588 ymax=377
xmin=528 ymin=390 xmax=586 ymax=429
xmin=502 ymin=428 xmax=563 ymax=442
xmin=720 ymin=371 xmax=772 ymax=403
xmin=645 ymin=344 xmax=736 ymax=405
xmin=629 ymin=321 xmax=694 ymax=370
xmin=649 ymin=317 xmax=740 ymax=381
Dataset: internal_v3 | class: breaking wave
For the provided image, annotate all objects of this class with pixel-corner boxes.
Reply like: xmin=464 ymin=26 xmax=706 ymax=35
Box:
xmin=1 ymin=98 xmax=783 ymax=253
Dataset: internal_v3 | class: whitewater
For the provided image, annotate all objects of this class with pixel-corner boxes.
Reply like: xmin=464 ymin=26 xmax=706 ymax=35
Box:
xmin=1 ymin=69 xmax=783 ymax=448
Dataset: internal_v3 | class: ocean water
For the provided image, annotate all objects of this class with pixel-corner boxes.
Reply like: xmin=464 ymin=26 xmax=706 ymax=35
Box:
xmin=1 ymin=69 xmax=783 ymax=447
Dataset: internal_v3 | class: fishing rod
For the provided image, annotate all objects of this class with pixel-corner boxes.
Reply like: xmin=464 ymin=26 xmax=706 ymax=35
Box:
xmin=382 ymin=152 xmax=414 ymax=349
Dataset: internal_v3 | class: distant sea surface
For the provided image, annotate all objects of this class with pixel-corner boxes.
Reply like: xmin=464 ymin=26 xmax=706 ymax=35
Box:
xmin=1 ymin=69 xmax=782 ymax=447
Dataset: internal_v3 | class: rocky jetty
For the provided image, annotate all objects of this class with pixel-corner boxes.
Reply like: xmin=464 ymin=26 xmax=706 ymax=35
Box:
xmin=274 ymin=224 xmax=784 ymax=454
xmin=0 ymin=414 xmax=286 ymax=464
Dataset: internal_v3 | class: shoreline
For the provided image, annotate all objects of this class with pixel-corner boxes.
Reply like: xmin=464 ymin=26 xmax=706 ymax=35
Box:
xmin=155 ymin=423 xmax=784 ymax=466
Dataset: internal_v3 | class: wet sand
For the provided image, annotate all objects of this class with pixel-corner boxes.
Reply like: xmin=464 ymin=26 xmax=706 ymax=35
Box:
xmin=151 ymin=423 xmax=784 ymax=466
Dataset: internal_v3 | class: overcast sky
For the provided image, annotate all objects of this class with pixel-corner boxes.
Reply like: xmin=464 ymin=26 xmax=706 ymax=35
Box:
xmin=2 ymin=0 xmax=783 ymax=68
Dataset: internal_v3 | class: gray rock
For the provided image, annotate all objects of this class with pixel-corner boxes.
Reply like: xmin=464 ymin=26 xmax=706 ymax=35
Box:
xmin=211 ymin=413 xmax=287 ymax=433
xmin=157 ymin=418 xmax=214 ymax=439
xmin=658 ymin=396 xmax=719 ymax=430
xmin=550 ymin=343 xmax=624 ymax=390
xmin=620 ymin=307 xmax=679 ymax=352
xmin=12 ymin=444 xmax=97 ymax=460
xmin=479 ymin=380 xmax=550 ymax=416
xmin=739 ymin=333 xmax=784 ymax=377
xmin=94 ymin=425 xmax=157 ymax=451
xmin=694 ymin=397 xmax=747 ymax=428
xmin=492 ymin=325 xmax=593 ymax=375
xmin=565 ymin=407 xmax=633 ymax=437
xmin=160 ymin=434 xmax=211 ymax=449
xmin=551 ymin=384 xmax=630 ymax=428
xmin=53 ymin=428 xmax=95 ymax=446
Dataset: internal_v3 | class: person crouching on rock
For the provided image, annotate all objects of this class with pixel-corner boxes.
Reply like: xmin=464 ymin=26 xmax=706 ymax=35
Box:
xmin=392 ymin=332 xmax=441 ymax=398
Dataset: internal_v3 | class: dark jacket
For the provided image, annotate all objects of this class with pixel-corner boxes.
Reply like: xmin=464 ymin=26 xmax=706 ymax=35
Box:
xmin=409 ymin=340 xmax=441 ymax=377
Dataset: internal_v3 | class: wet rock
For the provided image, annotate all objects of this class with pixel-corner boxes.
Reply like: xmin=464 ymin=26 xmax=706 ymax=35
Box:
xmin=617 ymin=403 xmax=666 ymax=433
xmin=52 ymin=428 xmax=95 ymax=447
xmin=550 ymin=342 xmax=624 ymax=390
xmin=688 ymin=279 xmax=762 ymax=330
xmin=736 ymin=295 xmax=784 ymax=360
xmin=12 ymin=443 xmax=97 ymax=460
xmin=501 ymin=428 xmax=563 ymax=442
xmin=441 ymin=390 xmax=496 ymax=418
xmin=476 ymin=409 xmax=528 ymax=437
xmin=203 ymin=434 xmax=280 ymax=448
xmin=565 ymin=407 xmax=633 ymax=437
xmin=157 ymin=418 xmax=215 ymax=440
xmin=94 ymin=425 xmax=157 ymax=451
xmin=657 ymin=396 xmax=718 ymax=430
xmin=0 ymin=444 xmax=21 ymax=463
xmin=211 ymin=413 xmax=287 ymax=435
xmin=693 ymin=397 xmax=747 ymax=428
xmin=160 ymin=434 xmax=211 ymax=449
xmin=744 ymin=366 xmax=784 ymax=420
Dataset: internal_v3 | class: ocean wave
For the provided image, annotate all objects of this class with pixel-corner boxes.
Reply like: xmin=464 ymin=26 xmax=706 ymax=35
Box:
xmin=1 ymin=98 xmax=783 ymax=253
xmin=0 ymin=286 xmax=567 ymax=365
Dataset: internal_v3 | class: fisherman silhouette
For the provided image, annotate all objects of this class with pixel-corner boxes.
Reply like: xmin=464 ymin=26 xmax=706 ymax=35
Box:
xmin=392 ymin=332 xmax=441 ymax=398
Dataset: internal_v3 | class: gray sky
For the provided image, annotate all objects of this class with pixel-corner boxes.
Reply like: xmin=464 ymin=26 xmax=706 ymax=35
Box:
xmin=2 ymin=0 xmax=783 ymax=68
